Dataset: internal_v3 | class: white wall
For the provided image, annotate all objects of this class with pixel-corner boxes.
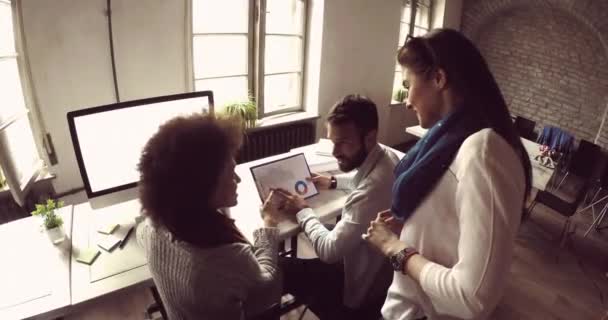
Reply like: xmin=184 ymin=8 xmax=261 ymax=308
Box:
xmin=21 ymin=0 xmax=117 ymax=193
xmin=315 ymin=0 xmax=402 ymax=144
xmin=21 ymin=0 xmax=188 ymax=193
xmin=20 ymin=0 xmax=463 ymax=193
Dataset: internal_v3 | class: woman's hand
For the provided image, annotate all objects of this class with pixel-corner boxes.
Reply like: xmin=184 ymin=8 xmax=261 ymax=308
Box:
xmin=307 ymin=173 xmax=332 ymax=190
xmin=377 ymin=209 xmax=405 ymax=236
xmin=273 ymin=188 xmax=310 ymax=218
xmin=259 ymin=190 xmax=283 ymax=227
xmin=363 ymin=211 xmax=407 ymax=257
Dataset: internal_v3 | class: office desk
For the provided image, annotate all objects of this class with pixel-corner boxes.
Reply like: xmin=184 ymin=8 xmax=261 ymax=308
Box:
xmin=404 ymin=125 xmax=555 ymax=192
xmin=69 ymin=144 xmax=352 ymax=306
xmin=0 ymin=206 xmax=73 ymax=320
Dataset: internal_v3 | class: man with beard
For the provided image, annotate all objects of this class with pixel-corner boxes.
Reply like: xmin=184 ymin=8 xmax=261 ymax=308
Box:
xmin=275 ymin=94 xmax=400 ymax=319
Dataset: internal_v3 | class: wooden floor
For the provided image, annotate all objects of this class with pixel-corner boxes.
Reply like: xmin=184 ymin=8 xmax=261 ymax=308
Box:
xmin=60 ymin=186 xmax=608 ymax=320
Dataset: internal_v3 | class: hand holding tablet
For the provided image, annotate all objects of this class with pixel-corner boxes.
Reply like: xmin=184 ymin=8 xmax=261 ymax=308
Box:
xmin=250 ymin=153 xmax=319 ymax=202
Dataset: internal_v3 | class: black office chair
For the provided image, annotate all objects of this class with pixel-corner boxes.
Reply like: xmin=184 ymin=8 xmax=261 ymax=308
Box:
xmin=145 ymin=286 xmax=168 ymax=320
xmin=553 ymin=139 xmax=601 ymax=192
xmin=514 ymin=116 xmax=537 ymax=141
xmin=528 ymin=184 xmax=588 ymax=253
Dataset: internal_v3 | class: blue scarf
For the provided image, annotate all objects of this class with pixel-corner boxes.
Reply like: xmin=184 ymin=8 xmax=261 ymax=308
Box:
xmin=391 ymin=108 xmax=487 ymax=220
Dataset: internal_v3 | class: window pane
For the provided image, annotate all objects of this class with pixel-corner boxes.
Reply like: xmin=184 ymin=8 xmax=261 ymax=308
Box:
xmin=0 ymin=2 xmax=15 ymax=55
xmin=393 ymin=71 xmax=403 ymax=92
xmin=193 ymin=35 xmax=248 ymax=79
xmin=0 ymin=115 xmax=40 ymax=188
xmin=415 ymin=4 xmax=431 ymax=29
xmin=192 ymin=0 xmax=249 ymax=34
xmin=266 ymin=0 xmax=305 ymax=35
xmin=398 ymin=22 xmax=410 ymax=46
xmin=264 ymin=36 xmax=302 ymax=74
xmin=195 ymin=76 xmax=248 ymax=109
xmin=0 ymin=58 xmax=27 ymax=124
xmin=264 ymin=73 xmax=301 ymax=114
xmin=413 ymin=26 xmax=428 ymax=37
xmin=401 ymin=3 xmax=412 ymax=23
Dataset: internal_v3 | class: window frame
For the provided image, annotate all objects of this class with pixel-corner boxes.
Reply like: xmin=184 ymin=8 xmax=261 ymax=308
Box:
xmin=188 ymin=0 xmax=309 ymax=119
xmin=392 ymin=0 xmax=433 ymax=104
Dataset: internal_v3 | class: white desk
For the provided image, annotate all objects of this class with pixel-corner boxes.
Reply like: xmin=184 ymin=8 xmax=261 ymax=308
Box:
xmin=0 ymin=206 xmax=73 ymax=320
xmin=404 ymin=125 xmax=555 ymax=191
xmin=69 ymin=143 xmax=354 ymax=306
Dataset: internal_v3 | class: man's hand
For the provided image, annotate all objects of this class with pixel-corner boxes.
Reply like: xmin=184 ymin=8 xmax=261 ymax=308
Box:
xmin=307 ymin=173 xmax=332 ymax=190
xmin=273 ymin=188 xmax=310 ymax=218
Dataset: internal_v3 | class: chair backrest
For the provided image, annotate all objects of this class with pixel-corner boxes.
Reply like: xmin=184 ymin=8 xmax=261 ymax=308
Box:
xmin=514 ymin=116 xmax=536 ymax=141
xmin=569 ymin=139 xmax=601 ymax=179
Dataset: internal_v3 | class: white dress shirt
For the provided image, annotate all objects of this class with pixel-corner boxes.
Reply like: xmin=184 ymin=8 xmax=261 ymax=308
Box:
xmin=296 ymin=144 xmax=400 ymax=307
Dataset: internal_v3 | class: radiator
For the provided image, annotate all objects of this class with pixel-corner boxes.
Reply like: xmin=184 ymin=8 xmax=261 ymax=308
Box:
xmin=237 ymin=121 xmax=316 ymax=163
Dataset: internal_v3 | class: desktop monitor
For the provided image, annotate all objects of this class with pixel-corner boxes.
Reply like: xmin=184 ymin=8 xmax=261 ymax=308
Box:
xmin=67 ymin=91 xmax=214 ymax=208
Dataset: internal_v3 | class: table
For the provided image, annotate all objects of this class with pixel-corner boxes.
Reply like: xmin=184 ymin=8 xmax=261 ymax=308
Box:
xmin=0 ymin=206 xmax=73 ymax=320
xmin=405 ymin=125 xmax=555 ymax=191
xmin=1 ymin=141 xmax=402 ymax=318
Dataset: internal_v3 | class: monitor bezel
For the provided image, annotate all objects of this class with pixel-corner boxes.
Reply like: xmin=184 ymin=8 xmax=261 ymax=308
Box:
xmin=67 ymin=91 xmax=214 ymax=199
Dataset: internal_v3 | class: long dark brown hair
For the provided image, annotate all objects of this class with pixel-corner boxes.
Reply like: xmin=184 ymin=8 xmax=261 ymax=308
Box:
xmin=138 ymin=114 xmax=248 ymax=247
xmin=398 ymin=29 xmax=532 ymax=218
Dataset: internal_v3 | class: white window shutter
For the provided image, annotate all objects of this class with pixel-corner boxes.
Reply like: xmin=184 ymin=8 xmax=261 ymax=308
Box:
xmin=0 ymin=112 xmax=43 ymax=207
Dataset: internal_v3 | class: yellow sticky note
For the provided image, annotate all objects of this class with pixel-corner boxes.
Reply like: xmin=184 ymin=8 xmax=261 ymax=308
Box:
xmin=97 ymin=223 xmax=119 ymax=235
xmin=75 ymin=247 xmax=101 ymax=265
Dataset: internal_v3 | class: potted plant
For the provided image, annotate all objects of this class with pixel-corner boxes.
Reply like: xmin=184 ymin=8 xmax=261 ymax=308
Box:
xmin=393 ymin=87 xmax=408 ymax=103
xmin=0 ymin=169 xmax=5 ymax=189
xmin=221 ymin=96 xmax=257 ymax=129
xmin=31 ymin=199 xmax=65 ymax=244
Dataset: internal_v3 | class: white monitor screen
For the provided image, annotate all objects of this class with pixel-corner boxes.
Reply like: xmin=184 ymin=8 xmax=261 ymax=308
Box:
xmin=68 ymin=92 xmax=212 ymax=198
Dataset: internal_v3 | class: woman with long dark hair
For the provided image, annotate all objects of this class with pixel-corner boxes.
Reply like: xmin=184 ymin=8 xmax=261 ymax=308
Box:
xmin=137 ymin=114 xmax=282 ymax=320
xmin=364 ymin=29 xmax=532 ymax=319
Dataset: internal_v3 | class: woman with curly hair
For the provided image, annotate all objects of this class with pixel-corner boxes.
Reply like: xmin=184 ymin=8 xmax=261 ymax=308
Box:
xmin=136 ymin=114 xmax=282 ymax=320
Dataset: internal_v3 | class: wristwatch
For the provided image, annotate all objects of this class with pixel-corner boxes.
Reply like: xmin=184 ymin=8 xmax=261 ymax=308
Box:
xmin=389 ymin=247 xmax=419 ymax=274
xmin=329 ymin=176 xmax=337 ymax=189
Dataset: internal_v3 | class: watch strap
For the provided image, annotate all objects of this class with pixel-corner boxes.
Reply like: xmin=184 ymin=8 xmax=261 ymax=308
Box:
xmin=329 ymin=176 xmax=337 ymax=189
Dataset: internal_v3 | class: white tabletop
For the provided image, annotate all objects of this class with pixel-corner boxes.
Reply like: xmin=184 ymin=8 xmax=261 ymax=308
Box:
xmin=404 ymin=125 xmax=555 ymax=191
xmin=0 ymin=206 xmax=73 ymax=320
xmin=69 ymin=142 xmax=353 ymax=305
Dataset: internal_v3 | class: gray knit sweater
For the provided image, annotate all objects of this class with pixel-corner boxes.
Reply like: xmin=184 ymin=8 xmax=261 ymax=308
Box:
xmin=137 ymin=219 xmax=281 ymax=320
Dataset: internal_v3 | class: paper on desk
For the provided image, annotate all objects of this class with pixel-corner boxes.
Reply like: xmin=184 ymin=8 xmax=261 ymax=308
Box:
xmin=0 ymin=233 xmax=52 ymax=309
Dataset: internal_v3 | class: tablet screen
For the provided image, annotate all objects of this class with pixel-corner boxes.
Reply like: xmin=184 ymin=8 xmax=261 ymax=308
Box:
xmin=250 ymin=153 xmax=319 ymax=202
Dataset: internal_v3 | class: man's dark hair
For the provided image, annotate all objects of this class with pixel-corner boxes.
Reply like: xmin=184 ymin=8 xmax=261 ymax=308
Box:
xmin=326 ymin=94 xmax=378 ymax=137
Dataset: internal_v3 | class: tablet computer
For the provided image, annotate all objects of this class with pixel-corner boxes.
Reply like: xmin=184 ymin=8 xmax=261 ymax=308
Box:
xmin=250 ymin=153 xmax=319 ymax=202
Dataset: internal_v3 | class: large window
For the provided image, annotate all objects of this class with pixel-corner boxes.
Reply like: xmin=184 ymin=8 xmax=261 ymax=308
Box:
xmin=191 ymin=0 xmax=307 ymax=117
xmin=392 ymin=0 xmax=432 ymax=104
xmin=0 ymin=0 xmax=43 ymax=207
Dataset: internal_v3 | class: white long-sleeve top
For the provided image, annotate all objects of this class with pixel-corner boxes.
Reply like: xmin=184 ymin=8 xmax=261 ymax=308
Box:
xmin=295 ymin=144 xmax=400 ymax=307
xmin=137 ymin=219 xmax=281 ymax=320
xmin=382 ymin=129 xmax=526 ymax=320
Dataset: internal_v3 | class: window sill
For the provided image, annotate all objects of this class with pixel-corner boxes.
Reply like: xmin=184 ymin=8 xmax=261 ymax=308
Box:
xmin=0 ymin=170 xmax=55 ymax=199
xmin=390 ymin=101 xmax=407 ymax=107
xmin=248 ymin=111 xmax=319 ymax=133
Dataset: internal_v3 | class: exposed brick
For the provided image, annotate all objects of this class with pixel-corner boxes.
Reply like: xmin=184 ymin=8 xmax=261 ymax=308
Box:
xmin=463 ymin=1 xmax=608 ymax=147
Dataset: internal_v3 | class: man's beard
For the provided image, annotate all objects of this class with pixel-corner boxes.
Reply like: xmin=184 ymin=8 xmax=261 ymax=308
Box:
xmin=337 ymin=146 xmax=368 ymax=172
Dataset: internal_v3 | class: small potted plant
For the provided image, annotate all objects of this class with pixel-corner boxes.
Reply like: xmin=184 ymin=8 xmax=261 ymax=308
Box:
xmin=31 ymin=199 xmax=65 ymax=244
xmin=393 ymin=87 xmax=408 ymax=104
xmin=221 ymin=96 xmax=257 ymax=129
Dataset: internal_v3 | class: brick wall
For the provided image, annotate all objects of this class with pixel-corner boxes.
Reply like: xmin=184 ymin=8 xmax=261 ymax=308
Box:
xmin=461 ymin=0 xmax=608 ymax=148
